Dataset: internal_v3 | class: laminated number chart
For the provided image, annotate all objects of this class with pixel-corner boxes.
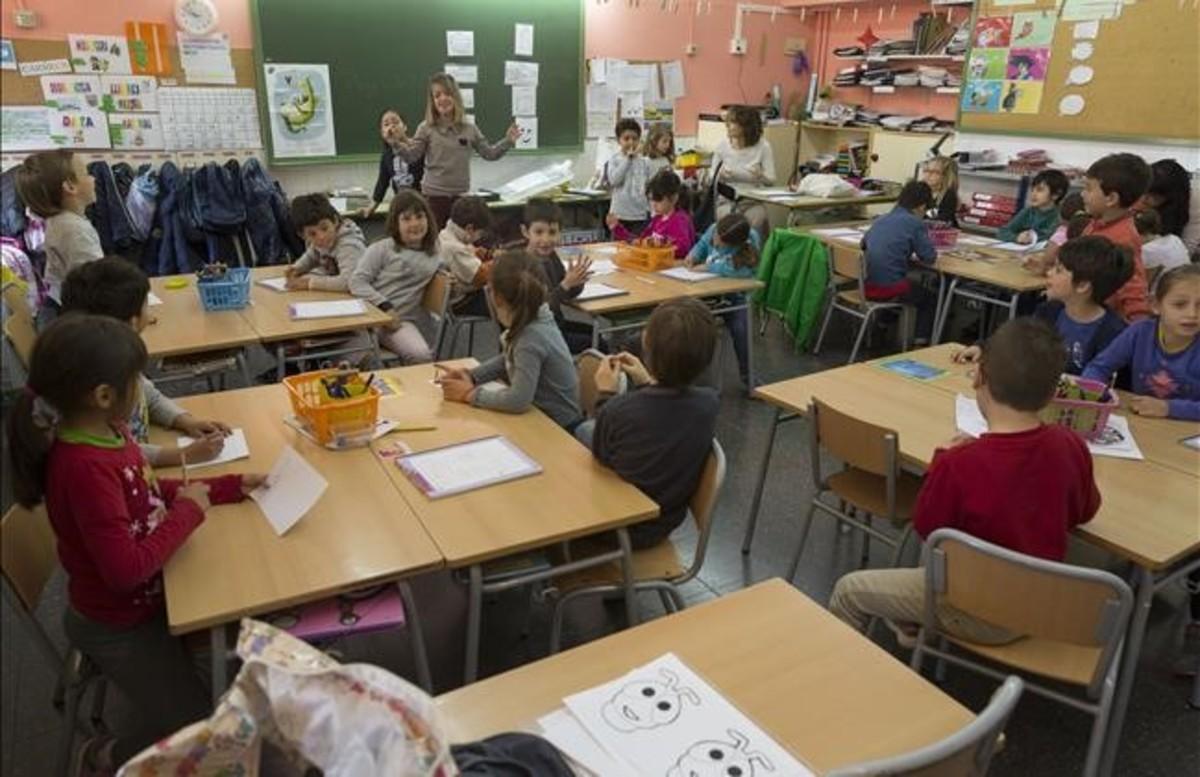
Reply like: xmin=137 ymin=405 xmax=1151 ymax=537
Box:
xmin=158 ymin=87 xmax=263 ymax=151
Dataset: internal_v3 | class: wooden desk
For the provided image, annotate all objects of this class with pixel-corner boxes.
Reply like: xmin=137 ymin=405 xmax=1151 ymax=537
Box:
xmin=368 ymin=362 xmax=659 ymax=682
xmin=738 ymin=189 xmax=899 ymax=228
xmin=155 ymin=384 xmax=443 ymax=693
xmin=143 ymin=275 xmax=261 ymax=359
xmin=436 ymin=579 xmax=973 ymax=774
xmin=748 ymin=346 xmax=1199 ymax=776
xmin=239 ymin=267 xmax=391 ymax=379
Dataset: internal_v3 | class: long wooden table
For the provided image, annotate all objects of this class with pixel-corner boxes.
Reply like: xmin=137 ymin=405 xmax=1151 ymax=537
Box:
xmin=144 ymin=275 xmax=261 ymax=359
xmin=745 ymin=345 xmax=1199 ymax=776
xmin=153 ymin=384 xmax=444 ymax=697
xmin=437 ymin=578 xmax=974 ymax=774
xmin=369 ymin=361 xmax=660 ymax=683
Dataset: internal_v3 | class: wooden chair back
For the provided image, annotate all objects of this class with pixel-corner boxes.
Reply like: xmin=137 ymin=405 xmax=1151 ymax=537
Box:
xmin=574 ymin=350 xmax=605 ymax=419
xmin=688 ymin=440 xmax=726 ymax=539
xmin=0 ymin=503 xmax=57 ymax=614
xmin=828 ymin=244 xmax=865 ymax=284
xmin=2 ymin=282 xmax=37 ymax=368
xmin=812 ymin=398 xmax=897 ymax=478
xmin=422 ymin=272 xmax=452 ymax=318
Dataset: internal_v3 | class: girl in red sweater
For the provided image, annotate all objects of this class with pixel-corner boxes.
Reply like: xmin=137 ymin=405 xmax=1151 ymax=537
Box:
xmin=7 ymin=315 xmax=264 ymax=774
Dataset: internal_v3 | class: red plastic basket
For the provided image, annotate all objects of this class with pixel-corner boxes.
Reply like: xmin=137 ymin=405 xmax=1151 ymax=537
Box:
xmin=926 ymin=222 xmax=959 ymax=249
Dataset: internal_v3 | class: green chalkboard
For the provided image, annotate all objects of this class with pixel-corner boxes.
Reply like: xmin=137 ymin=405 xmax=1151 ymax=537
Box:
xmin=251 ymin=0 xmax=584 ymax=164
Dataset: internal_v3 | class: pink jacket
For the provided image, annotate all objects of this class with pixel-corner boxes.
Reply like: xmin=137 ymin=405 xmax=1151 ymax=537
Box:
xmin=612 ymin=209 xmax=696 ymax=258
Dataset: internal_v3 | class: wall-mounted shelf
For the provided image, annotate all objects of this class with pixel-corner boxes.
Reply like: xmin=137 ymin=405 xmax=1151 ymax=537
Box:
xmin=836 ymin=54 xmax=966 ymax=62
xmin=833 ymin=85 xmax=961 ymax=94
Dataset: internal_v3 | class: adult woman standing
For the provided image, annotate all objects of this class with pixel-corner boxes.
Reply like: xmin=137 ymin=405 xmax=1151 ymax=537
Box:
xmin=395 ymin=73 xmax=520 ymax=227
xmin=358 ymin=109 xmax=425 ymax=219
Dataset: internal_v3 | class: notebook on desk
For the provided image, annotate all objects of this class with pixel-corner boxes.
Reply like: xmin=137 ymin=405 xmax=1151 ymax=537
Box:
xmin=257 ymin=276 xmax=289 ymax=292
xmin=658 ymin=266 xmax=718 ymax=283
xmin=289 ymin=300 xmax=367 ymax=320
xmin=576 ymin=282 xmax=629 ymax=301
xmin=396 ymin=435 xmax=542 ymax=499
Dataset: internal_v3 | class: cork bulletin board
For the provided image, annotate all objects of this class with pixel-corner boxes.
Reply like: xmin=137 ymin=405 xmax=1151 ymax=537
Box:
xmin=958 ymin=0 xmax=1200 ymax=143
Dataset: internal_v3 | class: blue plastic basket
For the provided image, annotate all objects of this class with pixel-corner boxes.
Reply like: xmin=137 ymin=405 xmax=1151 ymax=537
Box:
xmin=196 ymin=267 xmax=252 ymax=311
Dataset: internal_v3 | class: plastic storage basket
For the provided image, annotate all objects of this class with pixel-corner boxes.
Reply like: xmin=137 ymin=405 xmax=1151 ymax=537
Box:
xmin=614 ymin=241 xmax=677 ymax=272
xmin=196 ymin=267 xmax=252 ymax=311
xmin=284 ymin=369 xmax=380 ymax=447
xmin=1039 ymin=375 xmax=1119 ymax=441
xmin=926 ymin=222 xmax=959 ymax=249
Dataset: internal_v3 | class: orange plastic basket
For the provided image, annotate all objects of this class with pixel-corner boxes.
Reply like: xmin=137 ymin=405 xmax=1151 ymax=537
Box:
xmin=614 ymin=241 xmax=678 ymax=272
xmin=283 ymin=369 xmax=380 ymax=447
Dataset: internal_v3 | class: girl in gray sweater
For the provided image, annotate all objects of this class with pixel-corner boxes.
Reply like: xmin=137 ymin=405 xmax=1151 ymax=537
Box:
xmin=349 ymin=191 xmax=441 ymax=363
xmin=438 ymin=251 xmax=582 ymax=429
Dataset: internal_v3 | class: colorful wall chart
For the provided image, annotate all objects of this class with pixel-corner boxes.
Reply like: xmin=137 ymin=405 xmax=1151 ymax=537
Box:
xmin=963 ymin=10 xmax=1056 ymax=115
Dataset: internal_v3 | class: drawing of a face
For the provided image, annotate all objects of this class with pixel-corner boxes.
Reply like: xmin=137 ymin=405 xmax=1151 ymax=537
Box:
xmin=667 ymin=729 xmax=775 ymax=777
xmin=600 ymin=668 xmax=700 ymax=732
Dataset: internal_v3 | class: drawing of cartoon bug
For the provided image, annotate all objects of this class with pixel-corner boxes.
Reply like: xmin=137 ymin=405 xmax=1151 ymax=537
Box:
xmin=667 ymin=729 xmax=776 ymax=777
xmin=600 ymin=668 xmax=700 ymax=732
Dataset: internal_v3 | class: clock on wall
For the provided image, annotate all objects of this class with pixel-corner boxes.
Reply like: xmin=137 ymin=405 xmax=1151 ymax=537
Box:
xmin=175 ymin=0 xmax=219 ymax=35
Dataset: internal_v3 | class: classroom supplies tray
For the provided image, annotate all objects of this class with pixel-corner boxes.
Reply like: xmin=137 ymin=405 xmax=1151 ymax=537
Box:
xmin=284 ymin=369 xmax=380 ymax=447
xmin=614 ymin=241 xmax=678 ymax=272
xmin=1040 ymin=375 xmax=1119 ymax=442
xmin=196 ymin=267 xmax=252 ymax=311
xmin=926 ymin=222 xmax=959 ymax=249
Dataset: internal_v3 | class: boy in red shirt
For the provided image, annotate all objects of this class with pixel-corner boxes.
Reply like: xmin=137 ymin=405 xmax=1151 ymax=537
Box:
xmin=1080 ymin=153 xmax=1153 ymax=322
xmin=829 ymin=318 xmax=1101 ymax=644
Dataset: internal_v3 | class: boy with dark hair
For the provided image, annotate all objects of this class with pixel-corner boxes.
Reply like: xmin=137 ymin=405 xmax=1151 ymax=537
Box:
xmin=59 ymin=257 xmax=230 ymax=467
xmin=284 ymin=193 xmax=366 ymax=292
xmin=438 ymin=195 xmax=494 ymax=316
xmin=522 ymin=198 xmax=593 ymax=352
xmin=998 ymin=169 xmax=1070 ymax=244
xmin=602 ymin=118 xmax=652 ymax=235
xmin=862 ymin=180 xmax=939 ymax=343
xmin=584 ymin=297 xmax=721 ymax=548
xmin=1081 ymin=153 xmax=1153 ymax=321
xmin=831 ymin=317 xmax=1101 ymax=643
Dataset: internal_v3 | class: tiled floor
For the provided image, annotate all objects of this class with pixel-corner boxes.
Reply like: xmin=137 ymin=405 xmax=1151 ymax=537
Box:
xmin=2 ymin=315 xmax=1197 ymax=776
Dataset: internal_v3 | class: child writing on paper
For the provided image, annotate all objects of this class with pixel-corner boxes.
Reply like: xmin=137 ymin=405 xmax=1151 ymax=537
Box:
xmin=60 ymin=258 xmax=231 ymax=468
xmin=1080 ymin=153 xmax=1153 ymax=322
xmin=643 ymin=124 xmax=675 ymax=176
xmin=575 ymin=298 xmax=720 ymax=549
xmin=285 ymin=193 xmax=367 ymax=292
xmin=920 ymin=156 xmax=960 ymax=227
xmin=15 ymin=149 xmax=102 ymax=323
xmin=438 ymin=196 xmax=494 ymax=317
xmin=606 ymin=170 xmax=696 ymax=258
xmin=393 ymin=73 xmax=520 ymax=227
xmin=524 ymin=198 xmax=594 ymax=353
xmin=862 ymin=180 xmax=939 ymax=344
xmin=686 ymin=213 xmax=761 ymax=389
xmin=1083 ymin=264 xmax=1200 ymax=420
xmin=438 ymin=251 xmax=582 ymax=430
xmin=831 ymin=318 xmax=1100 ymax=644
xmin=5 ymin=315 xmax=264 ymax=773
xmin=997 ymin=169 xmax=1069 ymax=245
xmin=359 ymin=108 xmax=425 ymax=220
xmin=602 ymin=118 xmax=653 ymax=235
xmin=349 ymin=191 xmax=442 ymax=364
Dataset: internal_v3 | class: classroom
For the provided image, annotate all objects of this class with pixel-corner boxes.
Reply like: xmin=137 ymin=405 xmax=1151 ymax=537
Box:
xmin=0 ymin=0 xmax=1197 ymax=774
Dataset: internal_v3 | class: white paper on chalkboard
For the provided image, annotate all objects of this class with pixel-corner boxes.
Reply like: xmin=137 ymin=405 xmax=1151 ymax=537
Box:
xmin=514 ymin=23 xmax=534 ymax=57
xmin=446 ymin=30 xmax=474 ymax=58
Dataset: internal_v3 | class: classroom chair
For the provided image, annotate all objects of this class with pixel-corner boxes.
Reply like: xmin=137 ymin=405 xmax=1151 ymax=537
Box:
xmin=422 ymin=272 xmax=492 ymax=361
xmin=574 ymin=349 xmax=605 ymax=418
xmin=813 ymin=244 xmax=911 ymax=364
xmin=151 ymin=349 xmax=250 ymax=394
xmin=2 ymin=281 xmax=37 ymax=369
xmin=827 ymin=675 xmax=1023 ymax=777
xmin=548 ymin=439 xmax=727 ymax=653
xmin=1 ymin=504 xmax=108 ymax=777
xmin=911 ymin=529 xmax=1133 ymax=777
xmin=785 ymin=399 xmax=921 ymax=583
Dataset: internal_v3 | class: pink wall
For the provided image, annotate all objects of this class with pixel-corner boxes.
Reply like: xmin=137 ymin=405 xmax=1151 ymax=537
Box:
xmin=809 ymin=0 xmax=963 ymax=121
xmin=2 ymin=0 xmax=813 ymax=135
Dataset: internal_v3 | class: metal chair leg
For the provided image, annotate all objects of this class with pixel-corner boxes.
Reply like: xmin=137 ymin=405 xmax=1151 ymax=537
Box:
xmin=397 ymin=581 xmax=433 ymax=693
xmin=813 ymin=295 xmax=837 ymax=355
xmin=848 ymin=312 xmax=871 ymax=364
xmin=787 ymin=500 xmax=820 ymax=582
xmin=859 ymin=513 xmax=873 ymax=569
xmin=889 ymin=524 xmax=915 ymax=568
xmin=657 ymin=589 xmax=675 ymax=614
xmin=741 ymin=410 xmax=786 ymax=554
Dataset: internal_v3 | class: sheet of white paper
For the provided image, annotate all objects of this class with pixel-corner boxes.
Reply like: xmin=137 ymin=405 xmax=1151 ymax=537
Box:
xmin=576 ymin=282 xmax=629 ymax=301
xmin=955 ymin=394 xmax=990 ymax=438
xmin=251 ymin=446 xmax=328 ymax=535
xmin=107 ymin=112 xmax=165 ymax=150
xmin=619 ymin=92 xmax=644 ymax=120
xmin=40 ymin=75 xmax=102 ymax=110
xmin=177 ymin=33 xmax=236 ymax=85
xmin=588 ymin=259 xmax=617 ymax=275
xmin=289 ymin=299 xmax=367 ymax=319
xmin=19 ymin=59 xmax=72 ymax=77
xmin=99 ymin=75 xmax=158 ymax=112
xmin=1 ymin=106 xmax=54 ymax=151
xmin=264 ymin=63 xmax=337 ymax=158
xmin=514 ymin=116 xmax=538 ymax=150
xmin=460 ymin=88 xmax=475 ymax=109
xmin=147 ymin=292 xmax=164 ymax=306
xmin=586 ymin=84 xmax=618 ymax=113
xmin=444 ymin=64 xmax=478 ymax=84
xmin=586 ymin=110 xmax=616 ymax=138
xmin=329 ymin=196 xmax=348 ymax=213
xmin=400 ymin=436 xmax=540 ymax=498
xmin=514 ymin=23 xmax=535 ymax=57
xmin=1073 ymin=20 xmax=1100 ymax=39
xmin=67 ymin=34 xmax=132 ymax=74
xmin=659 ymin=267 xmax=718 ymax=283
xmin=47 ymin=108 xmax=110 ymax=149
xmin=512 ymin=85 xmax=537 ymax=117
xmin=589 ymin=57 xmax=608 ymax=85
xmin=991 ymin=241 xmax=1044 ymax=252
xmin=1085 ymin=415 xmax=1144 ymax=460
xmin=563 ymin=653 xmax=814 ymax=777
xmin=256 ymin=276 xmax=289 ymax=292
xmin=177 ymin=428 xmax=250 ymax=469
xmin=446 ymin=30 xmax=474 ymax=58
xmin=661 ymin=60 xmax=686 ymax=100
xmin=539 ymin=709 xmax=637 ymax=777
xmin=504 ymin=60 xmax=539 ymax=86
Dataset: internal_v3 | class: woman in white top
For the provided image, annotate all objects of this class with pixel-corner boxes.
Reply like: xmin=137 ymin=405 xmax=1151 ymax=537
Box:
xmin=710 ymin=106 xmax=775 ymax=226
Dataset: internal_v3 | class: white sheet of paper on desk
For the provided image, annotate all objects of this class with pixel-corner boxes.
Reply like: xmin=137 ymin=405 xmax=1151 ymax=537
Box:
xmin=177 ymin=428 xmax=250 ymax=469
xmin=991 ymin=241 xmax=1044 ymax=252
xmin=958 ymin=235 xmax=999 ymax=246
xmin=514 ymin=23 xmax=534 ymax=57
xmin=289 ymin=299 xmax=367 ymax=319
xmin=147 ymin=291 xmax=164 ymax=306
xmin=446 ymin=30 xmax=474 ymax=58
xmin=256 ymin=276 xmax=289 ymax=292
xmin=955 ymin=394 xmax=990 ymax=438
xmin=251 ymin=445 xmax=328 ymax=536
xmin=659 ymin=267 xmax=718 ymax=283
xmin=1085 ymin=415 xmax=1144 ymax=460
xmin=576 ymin=282 xmax=629 ymax=301
xmin=588 ymin=259 xmax=617 ymax=275
xmin=540 ymin=709 xmax=637 ymax=777
xmin=563 ymin=652 xmax=814 ymax=777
